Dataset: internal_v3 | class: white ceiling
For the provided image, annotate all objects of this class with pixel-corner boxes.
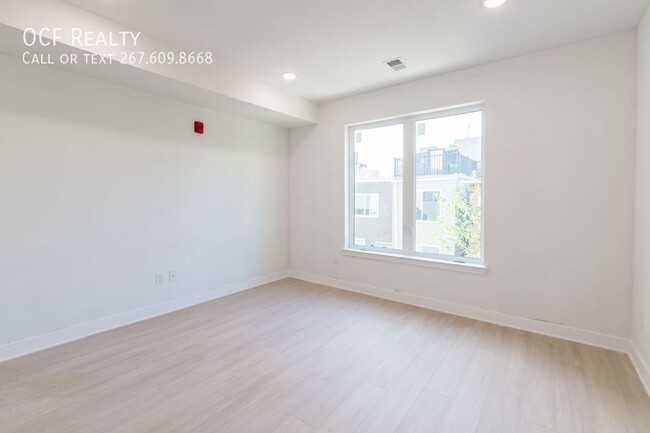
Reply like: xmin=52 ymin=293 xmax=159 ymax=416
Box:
xmin=64 ymin=0 xmax=649 ymax=102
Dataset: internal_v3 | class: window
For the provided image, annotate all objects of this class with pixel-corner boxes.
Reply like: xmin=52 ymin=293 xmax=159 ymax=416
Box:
xmin=417 ymin=244 xmax=441 ymax=254
xmin=354 ymin=194 xmax=379 ymax=217
xmin=416 ymin=191 xmax=441 ymax=222
xmin=347 ymin=105 xmax=483 ymax=264
xmin=350 ymin=123 xmax=403 ymax=250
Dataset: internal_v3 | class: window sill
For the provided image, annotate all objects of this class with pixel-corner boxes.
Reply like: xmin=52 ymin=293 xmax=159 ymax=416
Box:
xmin=342 ymin=248 xmax=487 ymax=275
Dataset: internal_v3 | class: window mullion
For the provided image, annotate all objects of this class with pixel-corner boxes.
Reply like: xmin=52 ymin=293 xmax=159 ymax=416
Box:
xmin=347 ymin=127 xmax=357 ymax=249
xmin=402 ymin=118 xmax=415 ymax=253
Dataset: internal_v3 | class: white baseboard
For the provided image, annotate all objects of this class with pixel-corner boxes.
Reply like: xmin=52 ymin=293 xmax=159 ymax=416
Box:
xmin=3 ymin=268 xmax=648 ymax=398
xmin=629 ymin=342 xmax=650 ymax=397
xmin=286 ymin=270 xmax=629 ymax=352
xmin=0 ymin=271 xmax=288 ymax=363
xmin=287 ymin=270 xmax=650 ymax=396
xmin=287 ymin=269 xmax=650 ymax=397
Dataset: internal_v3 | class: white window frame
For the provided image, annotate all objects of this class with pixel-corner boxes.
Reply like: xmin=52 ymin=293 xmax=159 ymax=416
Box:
xmin=344 ymin=103 xmax=486 ymax=272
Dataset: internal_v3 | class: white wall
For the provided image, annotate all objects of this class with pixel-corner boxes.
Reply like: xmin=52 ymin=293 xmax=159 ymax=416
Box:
xmin=633 ymin=7 xmax=650 ymax=377
xmin=0 ymin=53 xmax=289 ymax=348
xmin=289 ymin=32 xmax=636 ymax=339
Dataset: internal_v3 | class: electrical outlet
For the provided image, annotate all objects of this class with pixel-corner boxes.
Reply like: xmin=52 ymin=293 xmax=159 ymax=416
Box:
xmin=155 ymin=273 xmax=164 ymax=285
xmin=169 ymin=270 xmax=177 ymax=283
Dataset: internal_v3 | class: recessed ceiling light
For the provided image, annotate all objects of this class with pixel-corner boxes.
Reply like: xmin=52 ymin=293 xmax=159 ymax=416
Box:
xmin=282 ymin=72 xmax=297 ymax=81
xmin=483 ymin=0 xmax=507 ymax=8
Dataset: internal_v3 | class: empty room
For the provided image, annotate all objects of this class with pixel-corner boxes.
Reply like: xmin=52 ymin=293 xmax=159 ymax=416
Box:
xmin=2 ymin=0 xmax=650 ymax=432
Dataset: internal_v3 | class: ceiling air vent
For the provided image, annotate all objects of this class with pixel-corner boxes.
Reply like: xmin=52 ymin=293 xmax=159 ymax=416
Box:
xmin=385 ymin=58 xmax=407 ymax=71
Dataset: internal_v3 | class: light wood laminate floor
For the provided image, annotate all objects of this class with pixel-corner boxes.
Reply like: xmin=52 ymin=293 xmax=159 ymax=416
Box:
xmin=2 ymin=278 xmax=649 ymax=433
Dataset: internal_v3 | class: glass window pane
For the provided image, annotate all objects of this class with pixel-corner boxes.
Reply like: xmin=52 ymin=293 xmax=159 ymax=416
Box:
xmin=415 ymin=111 xmax=482 ymax=260
xmin=353 ymin=124 xmax=403 ymax=249
xmin=354 ymin=194 xmax=379 ymax=217
xmin=416 ymin=191 xmax=441 ymax=222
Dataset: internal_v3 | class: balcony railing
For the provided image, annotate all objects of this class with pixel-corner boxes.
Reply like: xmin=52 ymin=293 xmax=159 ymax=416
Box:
xmin=394 ymin=148 xmax=479 ymax=178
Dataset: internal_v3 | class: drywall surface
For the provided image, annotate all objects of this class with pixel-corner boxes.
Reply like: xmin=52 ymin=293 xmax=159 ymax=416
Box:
xmin=633 ymin=7 xmax=650 ymax=378
xmin=0 ymin=53 xmax=289 ymax=346
xmin=289 ymin=32 xmax=636 ymax=338
xmin=0 ymin=0 xmax=318 ymax=127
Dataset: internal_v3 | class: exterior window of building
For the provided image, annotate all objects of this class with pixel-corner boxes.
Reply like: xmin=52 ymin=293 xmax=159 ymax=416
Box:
xmin=354 ymin=194 xmax=379 ymax=217
xmin=416 ymin=191 xmax=441 ymax=222
xmin=348 ymin=106 xmax=483 ymax=264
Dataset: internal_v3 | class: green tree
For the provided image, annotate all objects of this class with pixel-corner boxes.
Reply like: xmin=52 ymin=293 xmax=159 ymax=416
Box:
xmin=443 ymin=183 xmax=481 ymax=258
